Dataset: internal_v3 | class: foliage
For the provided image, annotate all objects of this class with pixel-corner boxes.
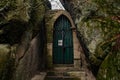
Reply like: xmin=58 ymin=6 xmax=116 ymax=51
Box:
xmin=97 ymin=51 xmax=120 ymax=80
xmin=93 ymin=0 xmax=120 ymax=16
xmin=0 ymin=52 xmax=15 ymax=80
xmin=73 ymin=0 xmax=120 ymax=79
xmin=0 ymin=0 xmax=17 ymax=10
xmin=91 ymin=0 xmax=120 ymax=59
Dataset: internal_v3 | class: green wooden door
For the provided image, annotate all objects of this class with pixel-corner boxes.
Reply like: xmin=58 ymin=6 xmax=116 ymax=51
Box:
xmin=53 ymin=15 xmax=73 ymax=64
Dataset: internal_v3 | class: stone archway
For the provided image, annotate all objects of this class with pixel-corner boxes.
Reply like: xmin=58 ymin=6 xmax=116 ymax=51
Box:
xmin=45 ymin=10 xmax=83 ymax=68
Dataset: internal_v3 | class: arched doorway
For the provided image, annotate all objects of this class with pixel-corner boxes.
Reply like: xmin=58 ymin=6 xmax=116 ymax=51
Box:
xmin=53 ymin=15 xmax=73 ymax=64
xmin=46 ymin=10 xmax=81 ymax=68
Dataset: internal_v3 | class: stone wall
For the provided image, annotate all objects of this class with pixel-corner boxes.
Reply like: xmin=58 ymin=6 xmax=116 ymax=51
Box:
xmin=0 ymin=0 xmax=48 ymax=80
xmin=64 ymin=0 xmax=120 ymax=79
xmin=15 ymin=34 xmax=46 ymax=80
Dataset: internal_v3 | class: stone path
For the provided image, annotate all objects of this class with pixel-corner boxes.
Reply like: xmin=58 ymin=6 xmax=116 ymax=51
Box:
xmin=44 ymin=67 xmax=87 ymax=80
xmin=31 ymin=67 xmax=95 ymax=80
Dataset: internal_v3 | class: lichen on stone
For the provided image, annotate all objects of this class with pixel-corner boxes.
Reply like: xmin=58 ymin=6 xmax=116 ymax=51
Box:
xmin=66 ymin=0 xmax=120 ymax=79
xmin=0 ymin=44 xmax=15 ymax=80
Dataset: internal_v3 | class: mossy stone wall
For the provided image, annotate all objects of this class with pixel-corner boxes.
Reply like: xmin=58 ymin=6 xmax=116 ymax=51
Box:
xmin=0 ymin=0 xmax=47 ymax=80
xmin=65 ymin=0 xmax=120 ymax=79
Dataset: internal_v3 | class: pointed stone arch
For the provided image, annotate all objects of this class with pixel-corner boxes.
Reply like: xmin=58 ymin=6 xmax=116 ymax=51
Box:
xmin=45 ymin=10 xmax=83 ymax=68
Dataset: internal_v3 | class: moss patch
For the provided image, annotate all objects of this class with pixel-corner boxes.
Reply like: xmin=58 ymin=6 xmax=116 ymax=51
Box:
xmin=0 ymin=44 xmax=15 ymax=80
xmin=46 ymin=54 xmax=53 ymax=69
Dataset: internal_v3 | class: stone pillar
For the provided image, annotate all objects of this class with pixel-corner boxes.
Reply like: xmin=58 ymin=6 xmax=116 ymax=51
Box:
xmin=73 ymin=31 xmax=81 ymax=69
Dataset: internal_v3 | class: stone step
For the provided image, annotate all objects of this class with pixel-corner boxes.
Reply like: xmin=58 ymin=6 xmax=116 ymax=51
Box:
xmin=46 ymin=71 xmax=69 ymax=77
xmin=31 ymin=72 xmax=46 ymax=80
xmin=53 ymin=66 xmax=82 ymax=71
xmin=45 ymin=66 xmax=88 ymax=80
xmin=47 ymin=70 xmax=85 ymax=76
xmin=67 ymin=71 xmax=86 ymax=80
xmin=46 ymin=70 xmax=86 ymax=80
xmin=44 ymin=76 xmax=80 ymax=80
xmin=46 ymin=76 xmax=74 ymax=78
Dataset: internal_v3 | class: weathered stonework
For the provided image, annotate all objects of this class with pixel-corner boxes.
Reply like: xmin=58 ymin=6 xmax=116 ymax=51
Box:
xmin=0 ymin=0 xmax=47 ymax=80
xmin=45 ymin=10 xmax=83 ymax=69
xmin=65 ymin=0 xmax=120 ymax=79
